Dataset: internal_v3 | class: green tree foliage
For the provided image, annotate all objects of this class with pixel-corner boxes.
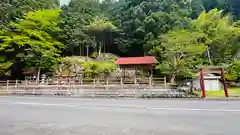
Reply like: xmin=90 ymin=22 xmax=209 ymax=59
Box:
xmin=152 ymin=29 xmax=206 ymax=83
xmin=56 ymin=56 xmax=116 ymax=78
xmin=111 ymin=0 xmax=191 ymax=56
xmin=0 ymin=9 xmax=63 ymax=76
xmin=0 ymin=0 xmax=60 ymax=28
xmin=202 ymin=0 xmax=240 ymax=20
xmin=0 ymin=0 xmax=13 ymax=28
xmin=81 ymin=61 xmax=116 ymax=78
xmin=23 ymin=46 xmax=60 ymax=82
xmin=86 ymin=15 xmax=118 ymax=56
xmin=60 ymin=0 xmax=101 ymax=56
xmin=143 ymin=11 xmax=187 ymax=53
xmin=188 ymin=0 xmax=205 ymax=18
xmin=152 ymin=9 xmax=240 ymax=82
xmin=2 ymin=0 xmax=240 ymax=82
xmin=0 ymin=57 xmax=13 ymax=76
xmin=191 ymin=9 xmax=240 ymax=64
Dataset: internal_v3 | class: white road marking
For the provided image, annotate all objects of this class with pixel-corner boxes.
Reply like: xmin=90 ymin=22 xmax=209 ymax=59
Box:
xmin=1 ymin=101 xmax=240 ymax=113
xmin=146 ymin=107 xmax=240 ymax=112
xmin=14 ymin=102 xmax=77 ymax=107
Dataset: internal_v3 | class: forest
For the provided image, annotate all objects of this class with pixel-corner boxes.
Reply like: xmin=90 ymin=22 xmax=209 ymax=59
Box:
xmin=1 ymin=0 xmax=240 ymax=83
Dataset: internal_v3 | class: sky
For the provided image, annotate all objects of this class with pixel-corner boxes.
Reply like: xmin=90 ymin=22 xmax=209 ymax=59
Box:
xmin=60 ymin=0 xmax=70 ymax=5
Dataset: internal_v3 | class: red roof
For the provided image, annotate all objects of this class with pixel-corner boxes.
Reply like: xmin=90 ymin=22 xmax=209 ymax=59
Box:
xmin=116 ymin=56 xmax=158 ymax=65
xmin=22 ymin=71 xmax=35 ymax=75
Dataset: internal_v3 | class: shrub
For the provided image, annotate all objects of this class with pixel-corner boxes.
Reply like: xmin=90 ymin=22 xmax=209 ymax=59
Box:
xmin=81 ymin=61 xmax=116 ymax=78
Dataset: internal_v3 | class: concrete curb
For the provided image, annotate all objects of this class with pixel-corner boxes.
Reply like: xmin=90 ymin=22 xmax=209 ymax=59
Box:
xmin=1 ymin=95 xmax=240 ymax=101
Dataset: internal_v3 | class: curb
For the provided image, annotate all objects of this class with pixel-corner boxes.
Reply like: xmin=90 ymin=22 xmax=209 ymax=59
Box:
xmin=1 ymin=94 xmax=240 ymax=101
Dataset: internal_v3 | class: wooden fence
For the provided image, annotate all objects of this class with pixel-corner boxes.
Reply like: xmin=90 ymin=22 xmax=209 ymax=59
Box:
xmin=0 ymin=77 xmax=167 ymax=89
xmin=0 ymin=77 xmax=192 ymax=98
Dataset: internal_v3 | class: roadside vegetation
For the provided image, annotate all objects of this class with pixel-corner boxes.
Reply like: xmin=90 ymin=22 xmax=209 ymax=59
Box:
xmin=1 ymin=0 xmax=240 ymax=86
xmin=195 ymin=88 xmax=240 ymax=98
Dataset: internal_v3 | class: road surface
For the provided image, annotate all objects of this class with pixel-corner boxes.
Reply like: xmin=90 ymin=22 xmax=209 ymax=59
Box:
xmin=0 ymin=96 xmax=240 ymax=135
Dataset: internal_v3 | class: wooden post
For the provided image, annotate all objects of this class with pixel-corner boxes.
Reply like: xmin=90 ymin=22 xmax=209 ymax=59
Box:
xmin=123 ymin=68 xmax=125 ymax=80
xmin=135 ymin=68 xmax=139 ymax=88
xmin=80 ymin=74 xmax=83 ymax=85
xmin=149 ymin=77 xmax=152 ymax=87
xmin=134 ymin=77 xmax=137 ymax=85
xmin=58 ymin=76 xmax=60 ymax=90
xmin=15 ymin=80 xmax=18 ymax=88
xmin=200 ymin=68 xmax=206 ymax=98
xmin=164 ymin=77 xmax=167 ymax=90
xmin=78 ymin=75 xmax=81 ymax=85
xmin=6 ymin=80 xmax=9 ymax=91
xmin=57 ymin=78 xmax=60 ymax=90
xmin=106 ymin=78 xmax=109 ymax=86
xmin=150 ymin=65 xmax=153 ymax=77
xmin=68 ymin=78 xmax=71 ymax=93
xmin=25 ymin=79 xmax=28 ymax=90
xmin=120 ymin=77 xmax=123 ymax=88
xmin=106 ymin=78 xmax=109 ymax=90
xmin=221 ymin=68 xmax=228 ymax=97
xmin=93 ymin=78 xmax=96 ymax=88
xmin=150 ymin=65 xmax=153 ymax=87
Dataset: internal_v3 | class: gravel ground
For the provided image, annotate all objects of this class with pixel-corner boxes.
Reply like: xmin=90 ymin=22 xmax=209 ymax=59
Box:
xmin=0 ymin=96 xmax=240 ymax=135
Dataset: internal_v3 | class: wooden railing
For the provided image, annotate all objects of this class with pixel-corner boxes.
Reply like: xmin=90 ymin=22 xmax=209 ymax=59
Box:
xmin=0 ymin=77 xmax=167 ymax=90
xmin=0 ymin=78 xmax=198 ymax=98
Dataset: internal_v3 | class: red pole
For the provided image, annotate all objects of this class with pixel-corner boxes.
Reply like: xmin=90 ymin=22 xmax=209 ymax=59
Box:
xmin=200 ymin=68 xmax=206 ymax=98
xmin=220 ymin=68 xmax=228 ymax=97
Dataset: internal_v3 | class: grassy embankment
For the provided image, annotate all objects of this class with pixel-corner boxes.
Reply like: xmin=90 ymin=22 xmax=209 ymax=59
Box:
xmin=197 ymin=88 xmax=240 ymax=98
xmin=0 ymin=90 xmax=10 ymax=96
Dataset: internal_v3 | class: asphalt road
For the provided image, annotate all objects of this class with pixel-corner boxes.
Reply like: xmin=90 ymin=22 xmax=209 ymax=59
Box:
xmin=0 ymin=96 xmax=240 ymax=135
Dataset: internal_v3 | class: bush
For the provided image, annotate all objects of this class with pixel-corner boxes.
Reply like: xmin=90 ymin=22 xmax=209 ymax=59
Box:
xmin=90 ymin=52 xmax=99 ymax=59
xmin=81 ymin=61 xmax=116 ymax=78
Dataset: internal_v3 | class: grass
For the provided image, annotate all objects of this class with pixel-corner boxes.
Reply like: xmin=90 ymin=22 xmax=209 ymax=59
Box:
xmin=0 ymin=90 xmax=10 ymax=96
xmin=196 ymin=88 xmax=240 ymax=98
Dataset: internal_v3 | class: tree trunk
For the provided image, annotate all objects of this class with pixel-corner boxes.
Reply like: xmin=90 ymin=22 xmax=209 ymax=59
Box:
xmin=79 ymin=45 xmax=81 ymax=56
xmin=86 ymin=46 xmax=89 ymax=61
xmin=190 ymin=80 xmax=194 ymax=93
xmin=207 ymin=45 xmax=212 ymax=64
xmin=36 ymin=68 xmax=41 ymax=84
xmin=86 ymin=46 xmax=88 ymax=57
xmin=170 ymin=73 xmax=176 ymax=84
xmin=98 ymin=44 xmax=102 ymax=56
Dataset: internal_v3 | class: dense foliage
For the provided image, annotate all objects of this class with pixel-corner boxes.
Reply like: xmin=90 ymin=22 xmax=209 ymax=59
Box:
xmin=1 ymin=0 xmax=240 ymax=82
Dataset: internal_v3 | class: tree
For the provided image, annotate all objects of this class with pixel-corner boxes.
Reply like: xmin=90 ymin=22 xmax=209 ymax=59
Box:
xmin=0 ymin=0 xmax=13 ymax=28
xmin=151 ymin=9 xmax=240 ymax=82
xmin=191 ymin=9 xmax=240 ymax=64
xmin=143 ymin=11 xmax=187 ymax=54
xmin=100 ymin=0 xmax=116 ymax=17
xmin=111 ymin=0 xmax=191 ymax=56
xmin=0 ymin=56 xmax=13 ymax=76
xmin=201 ymin=0 xmax=240 ymax=20
xmin=152 ymin=29 xmax=206 ymax=83
xmin=81 ymin=61 xmax=116 ymax=78
xmin=188 ymin=0 xmax=205 ymax=18
xmin=60 ymin=0 xmax=101 ymax=56
xmin=86 ymin=15 xmax=118 ymax=56
xmin=0 ymin=0 xmax=60 ymax=28
xmin=225 ymin=60 xmax=240 ymax=81
xmin=23 ymin=46 xmax=60 ymax=83
xmin=0 ymin=9 xmax=63 ymax=77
